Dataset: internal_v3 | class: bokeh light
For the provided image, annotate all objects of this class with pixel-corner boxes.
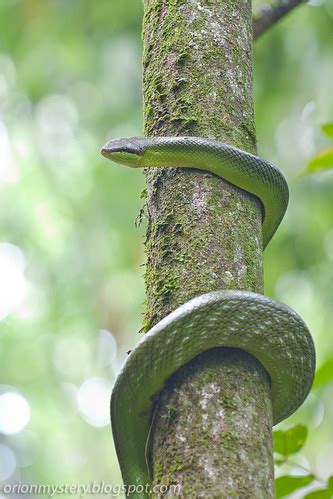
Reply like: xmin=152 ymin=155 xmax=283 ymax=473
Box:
xmin=77 ymin=377 xmax=112 ymax=427
xmin=0 ymin=243 xmax=28 ymax=320
xmin=0 ymin=389 xmax=30 ymax=435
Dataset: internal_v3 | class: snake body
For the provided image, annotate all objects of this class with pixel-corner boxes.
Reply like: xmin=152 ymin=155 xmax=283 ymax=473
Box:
xmin=101 ymin=137 xmax=315 ymax=493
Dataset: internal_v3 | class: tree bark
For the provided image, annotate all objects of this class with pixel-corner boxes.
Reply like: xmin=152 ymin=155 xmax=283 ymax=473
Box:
xmin=142 ymin=0 xmax=274 ymax=496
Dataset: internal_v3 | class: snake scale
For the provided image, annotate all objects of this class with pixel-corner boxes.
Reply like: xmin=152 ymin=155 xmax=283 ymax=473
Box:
xmin=101 ymin=136 xmax=316 ymax=494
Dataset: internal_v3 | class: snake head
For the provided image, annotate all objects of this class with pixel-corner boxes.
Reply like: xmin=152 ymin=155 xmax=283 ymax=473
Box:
xmin=101 ymin=137 xmax=145 ymax=168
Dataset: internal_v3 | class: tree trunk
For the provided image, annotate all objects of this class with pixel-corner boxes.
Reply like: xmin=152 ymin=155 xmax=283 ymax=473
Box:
xmin=142 ymin=0 xmax=274 ymax=496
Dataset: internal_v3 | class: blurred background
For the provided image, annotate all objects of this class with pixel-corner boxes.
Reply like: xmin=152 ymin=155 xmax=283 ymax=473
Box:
xmin=0 ymin=0 xmax=332 ymax=497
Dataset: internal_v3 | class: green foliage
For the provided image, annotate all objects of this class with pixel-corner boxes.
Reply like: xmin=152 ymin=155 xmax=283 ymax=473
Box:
xmin=313 ymin=358 xmax=333 ymax=388
xmin=0 ymin=0 xmax=145 ymax=488
xmin=304 ymin=475 xmax=333 ymax=498
xmin=307 ymin=148 xmax=333 ymax=173
xmin=321 ymin=123 xmax=333 ymax=139
xmin=306 ymin=122 xmax=333 ymax=173
xmin=305 ymin=488 xmax=333 ymax=498
xmin=274 ymin=426 xmax=332 ymax=497
xmin=276 ymin=475 xmax=314 ymax=498
xmin=274 ymin=425 xmax=308 ymax=456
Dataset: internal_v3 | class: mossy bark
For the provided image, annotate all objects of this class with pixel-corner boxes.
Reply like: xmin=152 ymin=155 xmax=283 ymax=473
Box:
xmin=151 ymin=349 xmax=274 ymax=497
xmin=142 ymin=0 xmax=274 ymax=496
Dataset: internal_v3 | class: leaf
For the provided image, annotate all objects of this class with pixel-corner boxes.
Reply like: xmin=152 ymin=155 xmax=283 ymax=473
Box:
xmin=303 ymin=475 xmax=333 ymax=498
xmin=313 ymin=358 xmax=333 ymax=388
xmin=274 ymin=425 xmax=308 ymax=456
xmin=304 ymin=489 xmax=333 ymax=498
xmin=306 ymin=148 xmax=333 ymax=173
xmin=275 ymin=475 xmax=314 ymax=498
xmin=321 ymin=123 xmax=333 ymax=138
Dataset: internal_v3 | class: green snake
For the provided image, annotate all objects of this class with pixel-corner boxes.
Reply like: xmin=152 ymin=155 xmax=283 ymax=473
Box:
xmin=101 ymin=137 xmax=315 ymax=493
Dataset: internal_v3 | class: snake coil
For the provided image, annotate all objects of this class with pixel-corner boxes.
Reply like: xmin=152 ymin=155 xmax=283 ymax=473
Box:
xmin=101 ymin=136 xmax=315 ymax=492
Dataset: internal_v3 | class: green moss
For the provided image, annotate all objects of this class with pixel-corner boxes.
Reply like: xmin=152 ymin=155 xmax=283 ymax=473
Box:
xmin=142 ymin=0 xmax=256 ymax=149
xmin=143 ymin=170 xmax=263 ymax=328
xmin=140 ymin=187 xmax=148 ymax=200
xmin=176 ymin=51 xmax=190 ymax=66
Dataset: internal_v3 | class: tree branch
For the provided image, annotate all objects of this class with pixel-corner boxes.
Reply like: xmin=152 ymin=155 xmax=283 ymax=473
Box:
xmin=253 ymin=0 xmax=305 ymax=40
